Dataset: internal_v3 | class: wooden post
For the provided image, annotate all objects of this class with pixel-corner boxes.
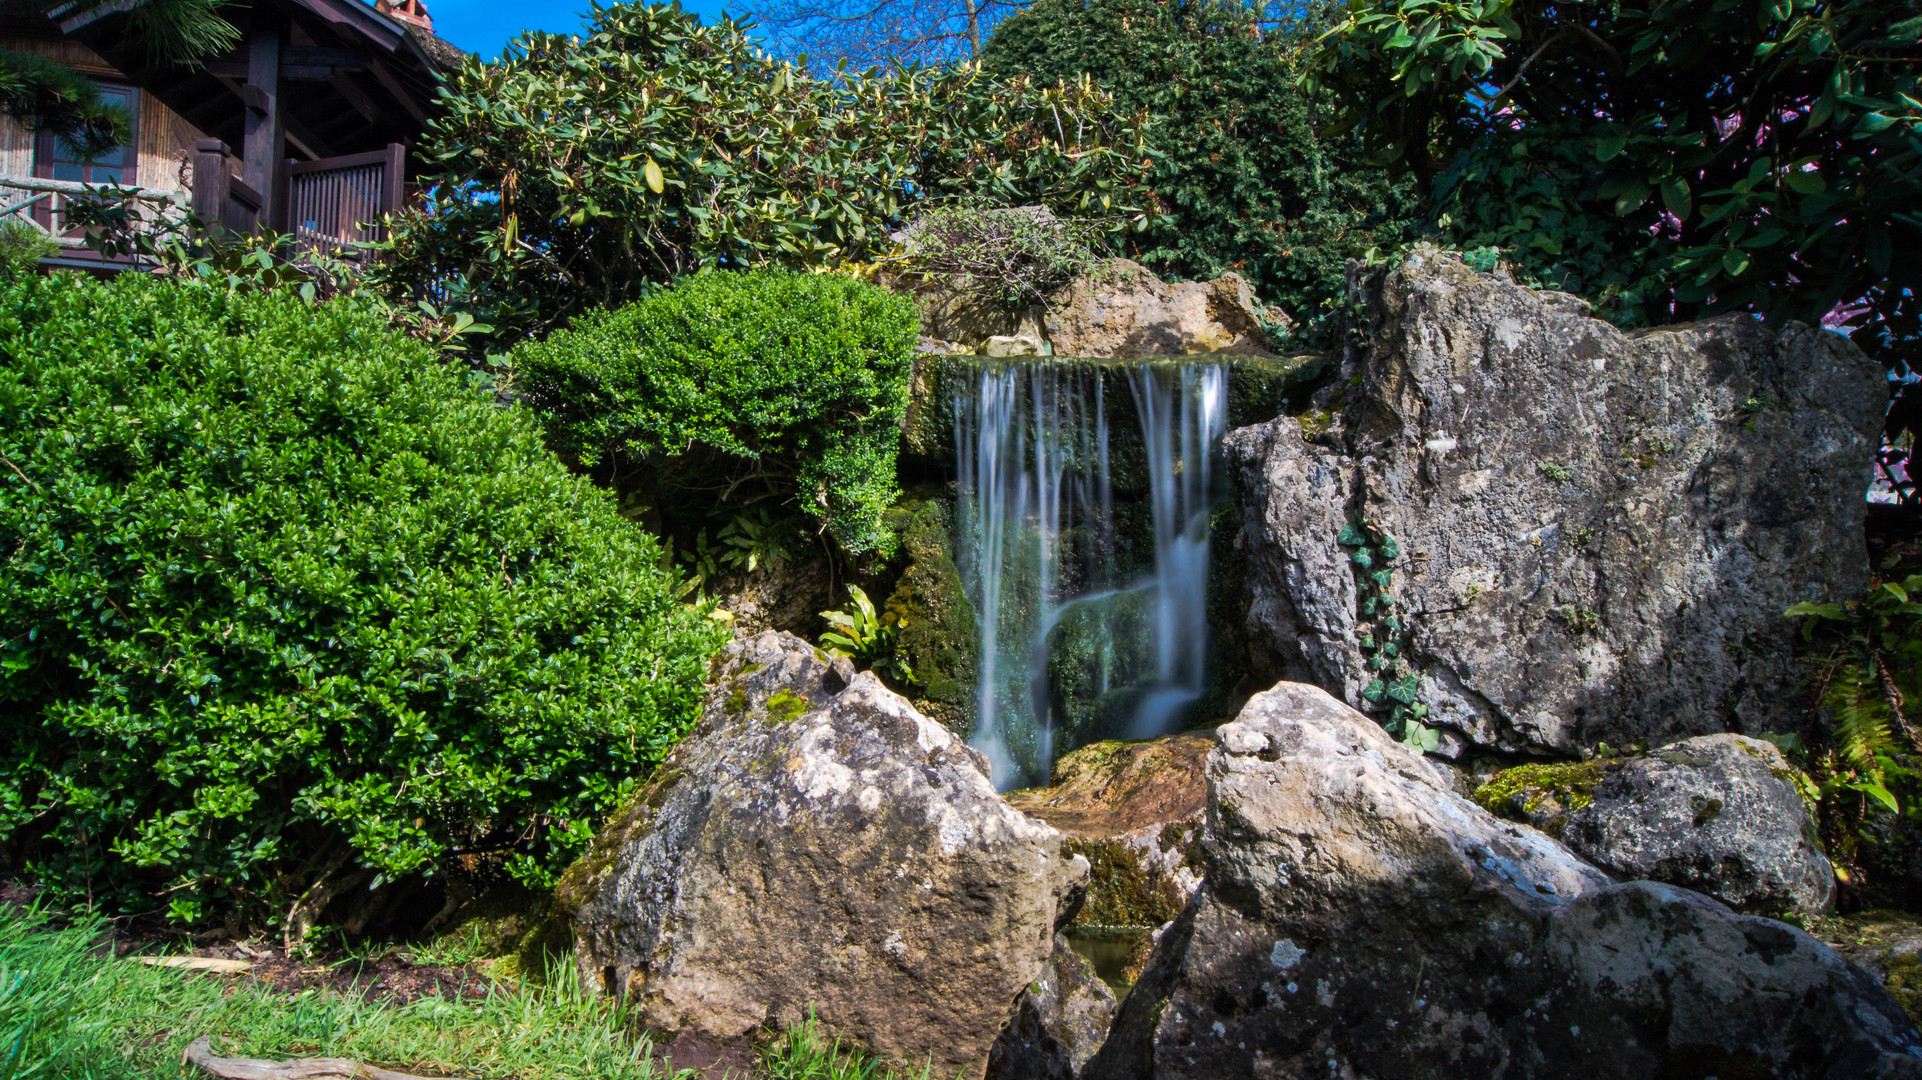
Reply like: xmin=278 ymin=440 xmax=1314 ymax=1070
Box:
xmin=242 ymin=16 xmax=282 ymax=231
xmin=381 ymin=142 xmax=405 ymax=219
xmin=191 ymin=139 xmax=232 ymax=229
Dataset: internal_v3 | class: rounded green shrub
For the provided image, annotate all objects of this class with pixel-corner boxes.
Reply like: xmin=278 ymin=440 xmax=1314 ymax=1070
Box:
xmin=512 ymin=269 xmax=919 ymax=556
xmin=0 ymin=268 xmax=726 ymax=925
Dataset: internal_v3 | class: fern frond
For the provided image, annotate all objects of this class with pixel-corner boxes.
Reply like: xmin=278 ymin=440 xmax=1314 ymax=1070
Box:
xmin=1825 ymin=663 xmax=1896 ymax=777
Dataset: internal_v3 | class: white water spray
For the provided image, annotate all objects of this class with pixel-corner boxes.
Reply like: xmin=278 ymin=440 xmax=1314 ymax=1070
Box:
xmin=954 ymin=359 xmax=1227 ymax=791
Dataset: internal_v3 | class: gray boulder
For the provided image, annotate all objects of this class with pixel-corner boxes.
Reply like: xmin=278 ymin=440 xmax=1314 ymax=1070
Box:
xmin=1226 ymin=250 xmax=1883 ymax=754
xmin=1565 ymin=733 xmax=1835 ymax=916
xmin=557 ymin=631 xmax=1088 ymax=1074
xmin=986 ymin=934 xmax=1118 ymax=1080
xmin=1085 ymin=682 xmax=1922 ymax=1080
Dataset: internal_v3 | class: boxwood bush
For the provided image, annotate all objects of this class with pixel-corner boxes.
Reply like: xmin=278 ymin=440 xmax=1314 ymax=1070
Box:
xmin=0 ymin=268 xmax=726 ymax=927
xmin=513 ymin=269 xmax=919 ymax=556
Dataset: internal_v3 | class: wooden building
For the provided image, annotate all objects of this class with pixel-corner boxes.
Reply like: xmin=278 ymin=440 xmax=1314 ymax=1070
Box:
xmin=0 ymin=0 xmax=460 ymax=267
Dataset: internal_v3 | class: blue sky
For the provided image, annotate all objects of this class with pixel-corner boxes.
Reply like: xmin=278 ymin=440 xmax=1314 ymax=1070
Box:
xmin=428 ymin=0 xmax=743 ymax=58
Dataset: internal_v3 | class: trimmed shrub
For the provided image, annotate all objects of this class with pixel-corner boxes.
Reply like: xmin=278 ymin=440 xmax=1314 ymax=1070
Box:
xmin=512 ymin=269 xmax=920 ymax=557
xmin=0 ymin=269 xmax=725 ymax=926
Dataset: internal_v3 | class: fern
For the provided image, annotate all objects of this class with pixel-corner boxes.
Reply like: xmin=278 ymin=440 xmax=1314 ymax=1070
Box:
xmin=1826 ymin=664 xmax=1898 ymax=779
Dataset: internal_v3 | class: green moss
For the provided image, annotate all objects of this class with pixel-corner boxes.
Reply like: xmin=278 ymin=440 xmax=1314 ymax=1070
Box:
xmin=726 ymin=686 xmax=749 ymax=715
xmin=764 ymin=689 xmax=810 ymax=725
xmin=1067 ymin=837 xmax=1187 ymax=929
xmin=1472 ymin=760 xmax=1610 ymax=817
xmin=881 ymin=498 xmax=979 ymax=725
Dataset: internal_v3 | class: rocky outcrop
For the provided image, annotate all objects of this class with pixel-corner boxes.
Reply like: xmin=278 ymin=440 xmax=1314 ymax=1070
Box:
xmin=1041 ymin=260 xmax=1277 ymax=359
xmin=1086 ymin=682 xmax=1922 ymax=1080
xmin=557 ymin=632 xmax=1088 ymax=1075
xmin=1227 ymin=250 xmax=1884 ymax=755
xmin=1005 ymin=735 xmax=1211 ymax=930
xmin=985 ymin=935 xmax=1117 ymax=1080
xmin=1565 ymin=734 xmax=1835 ymax=917
xmin=903 ymin=259 xmax=1278 ymax=360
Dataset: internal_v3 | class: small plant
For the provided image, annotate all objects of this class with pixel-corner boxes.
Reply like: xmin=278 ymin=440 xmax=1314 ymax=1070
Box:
xmin=1568 ymin=525 xmax=1596 ymax=549
xmin=819 ymin=585 xmax=916 ymax=685
xmin=719 ymin=505 xmax=794 ymax=573
xmin=1538 ymin=462 xmax=1573 ymax=482
xmin=761 ymin=1007 xmax=932 ymax=1080
xmin=1338 ymin=520 xmax=1439 ymax=752
xmin=1555 ymin=605 xmax=1601 ymax=635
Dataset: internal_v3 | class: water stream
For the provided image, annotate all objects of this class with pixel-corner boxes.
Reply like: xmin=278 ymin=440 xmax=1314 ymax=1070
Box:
xmin=953 ymin=359 xmax=1228 ymax=790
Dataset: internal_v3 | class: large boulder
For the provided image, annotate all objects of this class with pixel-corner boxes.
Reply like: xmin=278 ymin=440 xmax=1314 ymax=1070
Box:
xmin=1226 ymin=251 xmax=1884 ymax=754
xmin=1042 ymin=259 xmax=1276 ymax=359
xmin=1564 ymin=733 xmax=1835 ymax=917
xmin=985 ymin=934 xmax=1118 ymax=1080
xmin=556 ymin=631 xmax=1089 ymax=1074
xmin=1085 ymin=683 xmax=1922 ymax=1080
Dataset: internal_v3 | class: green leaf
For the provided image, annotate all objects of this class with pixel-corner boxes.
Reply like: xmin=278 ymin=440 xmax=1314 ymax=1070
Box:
xmin=1721 ymin=249 xmax=1751 ymax=277
xmin=1785 ymin=601 xmax=1846 ymax=619
xmin=1377 ymin=537 xmax=1401 ymax=560
xmin=1595 ymin=131 xmax=1627 ymax=162
xmin=644 ymin=157 xmax=666 ymax=194
xmin=1660 ymin=177 xmax=1692 ymax=219
xmin=1784 ymin=170 xmax=1825 ymax=194
xmin=1362 ymin=679 xmax=1388 ymax=703
xmin=1338 ymin=522 xmax=1370 ymax=546
xmin=1849 ymin=780 xmax=1900 ymax=814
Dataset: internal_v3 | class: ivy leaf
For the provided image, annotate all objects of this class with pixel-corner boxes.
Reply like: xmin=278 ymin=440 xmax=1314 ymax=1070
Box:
xmin=1362 ymin=679 xmax=1388 ymax=704
xmin=1377 ymin=536 xmax=1401 ymax=560
xmin=1337 ymin=522 xmax=1370 ymax=547
xmin=1353 ymin=548 xmax=1375 ymax=569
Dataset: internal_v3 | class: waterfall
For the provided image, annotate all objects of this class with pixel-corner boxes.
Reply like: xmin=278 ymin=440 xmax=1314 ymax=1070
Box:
xmin=954 ymin=358 xmax=1227 ymax=791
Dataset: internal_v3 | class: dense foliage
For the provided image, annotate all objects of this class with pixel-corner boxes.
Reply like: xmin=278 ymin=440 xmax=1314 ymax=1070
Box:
xmin=898 ymin=201 xmax=1112 ymax=309
xmin=1307 ymin=0 xmax=1922 ymax=375
xmin=378 ymin=0 xmax=1157 ymax=345
xmin=511 ymin=270 xmax=920 ymax=556
xmin=0 ymin=269 xmax=724 ymax=926
xmin=1786 ymin=563 xmax=1922 ymax=900
xmin=982 ymin=0 xmax=1417 ymax=336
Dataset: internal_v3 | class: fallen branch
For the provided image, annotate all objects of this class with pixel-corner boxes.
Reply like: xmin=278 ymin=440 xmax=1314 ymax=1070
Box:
xmin=182 ymin=1036 xmax=472 ymax=1080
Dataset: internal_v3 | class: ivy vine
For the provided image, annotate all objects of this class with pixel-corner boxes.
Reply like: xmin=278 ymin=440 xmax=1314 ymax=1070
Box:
xmin=1338 ymin=519 xmax=1441 ymax=753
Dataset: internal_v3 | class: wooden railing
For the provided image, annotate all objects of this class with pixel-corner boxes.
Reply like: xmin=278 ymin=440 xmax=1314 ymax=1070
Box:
xmin=193 ymin=138 xmax=407 ymax=260
xmin=286 ymin=143 xmax=406 ymax=260
xmin=0 ymin=177 xmax=188 ymax=260
xmin=192 ymin=140 xmax=267 ymax=237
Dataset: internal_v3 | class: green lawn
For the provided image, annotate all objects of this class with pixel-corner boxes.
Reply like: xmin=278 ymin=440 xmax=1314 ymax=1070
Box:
xmin=0 ymin=907 xmax=677 ymax=1080
xmin=0 ymin=907 xmax=937 ymax=1080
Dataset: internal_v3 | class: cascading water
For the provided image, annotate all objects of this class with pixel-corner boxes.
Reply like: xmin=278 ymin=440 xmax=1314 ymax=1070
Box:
xmin=954 ymin=358 xmax=1228 ymax=791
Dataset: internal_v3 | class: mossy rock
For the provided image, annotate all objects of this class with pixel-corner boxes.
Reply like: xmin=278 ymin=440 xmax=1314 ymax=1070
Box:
xmin=881 ymin=497 xmax=978 ymax=732
xmin=1807 ymin=908 xmax=1922 ymax=1028
xmin=1472 ymin=759 xmax=1611 ymax=836
xmin=1066 ymin=836 xmax=1188 ymax=930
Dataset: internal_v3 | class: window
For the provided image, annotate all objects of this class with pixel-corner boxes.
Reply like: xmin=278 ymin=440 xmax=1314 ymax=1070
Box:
xmin=34 ymin=82 xmax=138 ymax=186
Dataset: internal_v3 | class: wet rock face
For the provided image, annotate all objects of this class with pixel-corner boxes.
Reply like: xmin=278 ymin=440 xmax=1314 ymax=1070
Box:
xmin=1226 ymin=252 xmax=1884 ymax=755
xmin=557 ymin=632 xmax=1088 ymax=1075
xmin=1565 ymin=733 xmax=1835 ymax=917
xmin=1084 ymin=683 xmax=1922 ymax=1080
xmin=1005 ymin=734 xmax=1212 ymax=931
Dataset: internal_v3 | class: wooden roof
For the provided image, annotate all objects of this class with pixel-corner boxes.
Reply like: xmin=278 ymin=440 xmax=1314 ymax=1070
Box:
xmin=9 ymin=0 xmax=461 ymax=167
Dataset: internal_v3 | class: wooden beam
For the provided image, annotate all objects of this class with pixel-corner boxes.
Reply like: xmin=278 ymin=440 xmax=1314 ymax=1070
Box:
xmin=281 ymin=110 xmax=337 ymax=161
xmin=242 ymin=17 xmax=283 ymax=230
xmin=327 ymin=72 xmax=380 ymax=126
xmin=362 ymin=57 xmax=430 ymax=128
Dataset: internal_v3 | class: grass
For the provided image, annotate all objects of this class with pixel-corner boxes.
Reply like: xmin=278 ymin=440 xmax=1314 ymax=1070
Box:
xmin=756 ymin=1012 xmax=939 ymax=1080
xmin=0 ymin=907 xmax=959 ymax=1080
xmin=0 ymin=905 xmax=682 ymax=1080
